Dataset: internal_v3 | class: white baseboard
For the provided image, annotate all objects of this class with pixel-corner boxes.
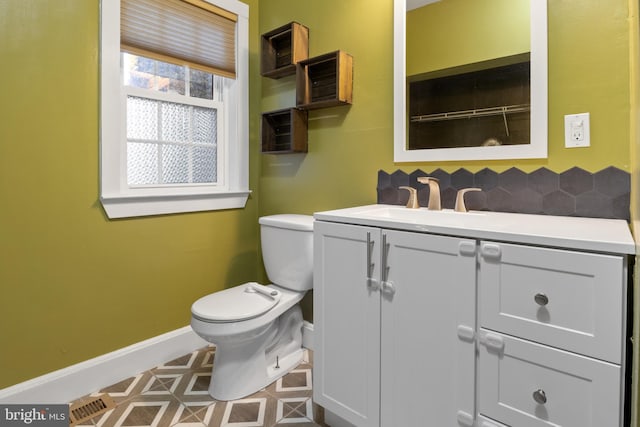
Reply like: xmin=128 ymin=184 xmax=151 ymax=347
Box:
xmin=0 ymin=322 xmax=315 ymax=405
xmin=0 ymin=326 xmax=208 ymax=404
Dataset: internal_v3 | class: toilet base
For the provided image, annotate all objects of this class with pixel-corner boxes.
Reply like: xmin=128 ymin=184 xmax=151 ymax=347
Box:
xmin=208 ymin=305 xmax=304 ymax=401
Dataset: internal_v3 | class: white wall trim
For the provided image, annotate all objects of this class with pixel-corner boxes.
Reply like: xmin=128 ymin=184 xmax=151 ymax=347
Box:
xmin=0 ymin=322 xmax=315 ymax=404
xmin=0 ymin=326 xmax=208 ymax=404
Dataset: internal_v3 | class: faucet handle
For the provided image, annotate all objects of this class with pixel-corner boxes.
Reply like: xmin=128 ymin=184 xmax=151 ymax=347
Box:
xmin=455 ymin=188 xmax=482 ymax=212
xmin=399 ymin=186 xmax=420 ymax=209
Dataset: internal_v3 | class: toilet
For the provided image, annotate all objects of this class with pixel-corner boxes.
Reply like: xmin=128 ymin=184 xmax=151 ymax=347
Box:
xmin=190 ymin=214 xmax=314 ymax=401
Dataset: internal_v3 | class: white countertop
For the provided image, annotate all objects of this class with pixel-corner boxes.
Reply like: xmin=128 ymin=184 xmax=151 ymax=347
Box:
xmin=314 ymin=204 xmax=635 ymax=255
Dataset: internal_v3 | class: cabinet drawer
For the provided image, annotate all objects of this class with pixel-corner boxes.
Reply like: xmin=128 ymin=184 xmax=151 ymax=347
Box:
xmin=478 ymin=330 xmax=621 ymax=427
xmin=479 ymin=241 xmax=625 ymax=363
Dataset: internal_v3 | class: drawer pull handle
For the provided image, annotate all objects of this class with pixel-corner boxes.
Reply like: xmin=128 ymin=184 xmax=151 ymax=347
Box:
xmin=533 ymin=389 xmax=547 ymax=404
xmin=534 ymin=293 xmax=549 ymax=306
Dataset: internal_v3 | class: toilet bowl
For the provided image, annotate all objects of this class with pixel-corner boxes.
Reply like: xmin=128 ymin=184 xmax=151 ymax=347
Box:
xmin=190 ymin=214 xmax=314 ymax=401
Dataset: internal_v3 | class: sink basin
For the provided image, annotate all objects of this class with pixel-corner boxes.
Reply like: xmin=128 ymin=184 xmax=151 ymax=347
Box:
xmin=355 ymin=205 xmax=486 ymax=227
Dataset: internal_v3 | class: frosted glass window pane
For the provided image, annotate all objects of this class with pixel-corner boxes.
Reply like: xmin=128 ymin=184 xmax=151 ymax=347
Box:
xmin=193 ymin=107 xmax=216 ymax=144
xmin=127 ymin=96 xmax=158 ymax=140
xmin=162 ymin=145 xmax=190 ymax=184
xmin=161 ymin=102 xmax=189 ymax=143
xmin=193 ymin=147 xmax=216 ymax=183
xmin=127 ymin=142 xmax=158 ymax=185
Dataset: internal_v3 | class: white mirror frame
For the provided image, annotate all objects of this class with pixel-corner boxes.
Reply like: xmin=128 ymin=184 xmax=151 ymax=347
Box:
xmin=394 ymin=1 xmax=548 ymax=162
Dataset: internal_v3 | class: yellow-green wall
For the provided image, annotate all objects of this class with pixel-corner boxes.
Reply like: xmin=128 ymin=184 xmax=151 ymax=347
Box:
xmin=260 ymin=0 xmax=633 ymax=225
xmin=405 ymin=0 xmax=631 ymax=174
xmin=1 ymin=0 xmax=638 ymax=415
xmin=259 ymin=1 xmax=637 ymax=424
xmin=0 ymin=0 xmax=261 ymax=389
xmin=259 ymin=0 xmax=395 ymax=216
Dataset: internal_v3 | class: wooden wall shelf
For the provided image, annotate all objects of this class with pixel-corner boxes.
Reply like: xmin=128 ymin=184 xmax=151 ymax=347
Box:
xmin=261 ymin=22 xmax=309 ymax=79
xmin=261 ymin=108 xmax=308 ymax=154
xmin=296 ymin=50 xmax=353 ymax=110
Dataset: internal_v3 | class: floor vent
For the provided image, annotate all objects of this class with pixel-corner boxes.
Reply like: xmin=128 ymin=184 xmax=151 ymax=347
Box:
xmin=69 ymin=394 xmax=116 ymax=425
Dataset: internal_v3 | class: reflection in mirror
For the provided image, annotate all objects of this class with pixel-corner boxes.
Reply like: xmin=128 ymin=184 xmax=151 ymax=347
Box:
xmin=394 ymin=0 xmax=547 ymax=162
xmin=408 ymin=59 xmax=530 ymax=149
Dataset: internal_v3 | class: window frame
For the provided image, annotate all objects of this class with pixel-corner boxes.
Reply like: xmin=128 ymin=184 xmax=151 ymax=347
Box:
xmin=100 ymin=0 xmax=250 ymax=219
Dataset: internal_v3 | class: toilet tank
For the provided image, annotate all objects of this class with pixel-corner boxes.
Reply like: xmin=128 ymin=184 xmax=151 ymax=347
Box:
xmin=259 ymin=214 xmax=314 ymax=292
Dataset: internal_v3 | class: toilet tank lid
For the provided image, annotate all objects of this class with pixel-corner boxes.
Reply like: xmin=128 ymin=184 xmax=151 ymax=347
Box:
xmin=259 ymin=214 xmax=314 ymax=231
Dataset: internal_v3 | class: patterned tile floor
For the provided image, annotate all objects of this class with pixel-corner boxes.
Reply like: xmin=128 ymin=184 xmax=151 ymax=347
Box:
xmin=70 ymin=346 xmax=326 ymax=427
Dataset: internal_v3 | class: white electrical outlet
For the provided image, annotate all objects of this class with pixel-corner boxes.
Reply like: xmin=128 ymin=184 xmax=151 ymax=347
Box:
xmin=564 ymin=113 xmax=590 ymax=148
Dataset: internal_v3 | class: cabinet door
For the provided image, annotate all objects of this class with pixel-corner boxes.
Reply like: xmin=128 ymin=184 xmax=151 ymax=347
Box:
xmin=479 ymin=241 xmax=625 ymax=363
xmin=313 ymin=221 xmax=381 ymax=427
xmin=478 ymin=330 xmax=621 ymax=427
xmin=380 ymin=230 xmax=477 ymax=427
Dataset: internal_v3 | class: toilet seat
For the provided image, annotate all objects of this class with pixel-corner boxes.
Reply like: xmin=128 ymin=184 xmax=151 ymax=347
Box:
xmin=192 ymin=282 xmax=281 ymax=323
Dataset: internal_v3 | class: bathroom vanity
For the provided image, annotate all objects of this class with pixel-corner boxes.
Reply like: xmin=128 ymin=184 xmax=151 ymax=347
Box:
xmin=312 ymin=205 xmax=634 ymax=427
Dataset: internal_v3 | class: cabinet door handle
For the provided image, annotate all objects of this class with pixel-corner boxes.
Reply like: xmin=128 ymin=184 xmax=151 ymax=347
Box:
xmin=366 ymin=232 xmax=376 ymax=290
xmin=381 ymin=233 xmax=390 ymax=283
xmin=381 ymin=281 xmax=396 ymax=296
xmin=534 ymin=293 xmax=549 ymax=306
xmin=533 ymin=389 xmax=547 ymax=404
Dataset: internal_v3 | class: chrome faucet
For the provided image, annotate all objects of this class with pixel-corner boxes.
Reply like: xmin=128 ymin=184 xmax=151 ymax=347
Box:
xmin=399 ymin=186 xmax=419 ymax=209
xmin=417 ymin=177 xmax=441 ymax=210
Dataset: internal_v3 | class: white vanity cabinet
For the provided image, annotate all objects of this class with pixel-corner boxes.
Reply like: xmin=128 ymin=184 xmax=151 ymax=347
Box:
xmin=313 ymin=220 xmax=477 ymax=427
xmin=313 ymin=205 xmax=633 ymax=427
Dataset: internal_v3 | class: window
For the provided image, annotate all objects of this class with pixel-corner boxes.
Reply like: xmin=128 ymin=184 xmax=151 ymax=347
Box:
xmin=123 ymin=54 xmax=224 ymax=187
xmin=100 ymin=0 xmax=249 ymax=218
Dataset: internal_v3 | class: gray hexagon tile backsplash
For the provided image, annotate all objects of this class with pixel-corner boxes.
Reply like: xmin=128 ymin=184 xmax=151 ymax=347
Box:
xmin=377 ymin=167 xmax=630 ymax=221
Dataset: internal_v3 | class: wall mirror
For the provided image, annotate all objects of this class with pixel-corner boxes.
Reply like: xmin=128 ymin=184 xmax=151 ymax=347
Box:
xmin=393 ymin=0 xmax=548 ymax=162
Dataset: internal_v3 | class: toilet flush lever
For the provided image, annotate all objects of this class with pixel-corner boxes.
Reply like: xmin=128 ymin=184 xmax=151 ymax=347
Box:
xmin=245 ymin=284 xmax=280 ymax=298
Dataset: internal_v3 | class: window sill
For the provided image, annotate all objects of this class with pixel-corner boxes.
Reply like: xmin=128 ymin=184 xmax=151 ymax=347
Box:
xmin=100 ymin=190 xmax=251 ymax=219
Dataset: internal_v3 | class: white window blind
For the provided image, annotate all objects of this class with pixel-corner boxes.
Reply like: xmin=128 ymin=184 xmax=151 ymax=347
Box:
xmin=121 ymin=0 xmax=237 ymax=78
